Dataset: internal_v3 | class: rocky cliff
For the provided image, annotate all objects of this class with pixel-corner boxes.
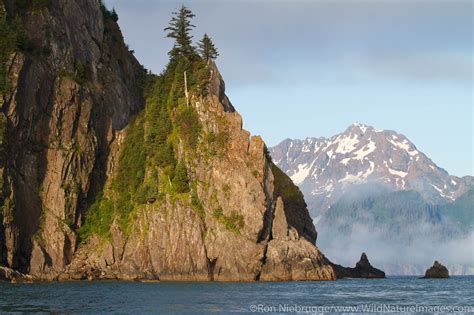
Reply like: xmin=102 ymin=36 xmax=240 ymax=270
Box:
xmin=0 ymin=0 xmax=145 ymax=276
xmin=0 ymin=0 xmax=335 ymax=281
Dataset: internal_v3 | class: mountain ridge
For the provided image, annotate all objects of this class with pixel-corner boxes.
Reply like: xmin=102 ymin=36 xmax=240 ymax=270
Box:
xmin=271 ymin=122 xmax=473 ymax=219
xmin=270 ymin=123 xmax=473 ymax=275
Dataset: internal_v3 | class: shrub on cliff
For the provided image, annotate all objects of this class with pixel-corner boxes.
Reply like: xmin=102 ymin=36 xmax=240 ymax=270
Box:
xmin=0 ymin=11 xmax=20 ymax=95
xmin=176 ymin=105 xmax=201 ymax=150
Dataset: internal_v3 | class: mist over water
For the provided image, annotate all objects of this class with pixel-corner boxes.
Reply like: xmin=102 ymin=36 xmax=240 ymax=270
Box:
xmin=317 ymin=224 xmax=474 ymax=275
xmin=309 ymin=180 xmax=474 ymax=275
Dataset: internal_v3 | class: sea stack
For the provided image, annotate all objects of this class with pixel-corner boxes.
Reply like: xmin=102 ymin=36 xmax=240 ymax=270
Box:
xmin=423 ymin=261 xmax=449 ymax=278
xmin=331 ymin=253 xmax=386 ymax=279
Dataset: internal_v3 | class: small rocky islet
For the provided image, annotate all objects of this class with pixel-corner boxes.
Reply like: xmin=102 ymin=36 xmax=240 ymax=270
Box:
xmin=423 ymin=261 xmax=450 ymax=279
xmin=331 ymin=253 xmax=386 ymax=279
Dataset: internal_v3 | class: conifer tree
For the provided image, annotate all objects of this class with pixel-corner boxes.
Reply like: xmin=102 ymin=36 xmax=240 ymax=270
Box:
xmin=197 ymin=34 xmax=219 ymax=61
xmin=164 ymin=5 xmax=196 ymax=57
xmin=172 ymin=160 xmax=190 ymax=193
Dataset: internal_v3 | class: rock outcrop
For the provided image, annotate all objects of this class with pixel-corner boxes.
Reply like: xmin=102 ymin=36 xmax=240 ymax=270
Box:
xmin=331 ymin=253 xmax=385 ymax=279
xmin=0 ymin=0 xmax=145 ymax=276
xmin=0 ymin=1 xmax=335 ymax=281
xmin=57 ymin=61 xmax=335 ymax=281
xmin=423 ymin=261 xmax=449 ymax=278
xmin=0 ymin=266 xmax=33 ymax=282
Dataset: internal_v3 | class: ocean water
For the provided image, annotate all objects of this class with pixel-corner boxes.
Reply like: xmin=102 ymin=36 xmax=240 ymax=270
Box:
xmin=1 ymin=276 xmax=473 ymax=314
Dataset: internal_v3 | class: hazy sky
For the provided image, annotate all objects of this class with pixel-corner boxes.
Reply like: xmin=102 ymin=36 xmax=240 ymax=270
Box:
xmin=105 ymin=0 xmax=473 ymax=176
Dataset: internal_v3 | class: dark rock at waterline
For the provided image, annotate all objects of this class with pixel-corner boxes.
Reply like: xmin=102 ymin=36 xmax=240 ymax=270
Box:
xmin=0 ymin=266 xmax=34 ymax=283
xmin=423 ymin=261 xmax=449 ymax=278
xmin=331 ymin=253 xmax=386 ymax=279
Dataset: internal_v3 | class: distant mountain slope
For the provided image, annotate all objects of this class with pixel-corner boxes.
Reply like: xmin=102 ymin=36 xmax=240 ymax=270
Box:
xmin=270 ymin=123 xmax=474 ymax=275
xmin=318 ymin=188 xmax=461 ymax=244
xmin=441 ymin=188 xmax=474 ymax=233
xmin=271 ymin=123 xmax=473 ymax=219
xmin=316 ymin=188 xmax=474 ymax=275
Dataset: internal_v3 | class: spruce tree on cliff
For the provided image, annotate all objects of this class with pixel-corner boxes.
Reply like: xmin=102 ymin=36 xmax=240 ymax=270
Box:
xmin=164 ymin=5 xmax=196 ymax=57
xmin=198 ymin=34 xmax=219 ymax=61
xmin=172 ymin=160 xmax=190 ymax=193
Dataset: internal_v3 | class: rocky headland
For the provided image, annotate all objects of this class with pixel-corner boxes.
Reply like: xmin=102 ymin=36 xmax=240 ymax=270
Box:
xmin=0 ymin=0 xmax=345 ymax=282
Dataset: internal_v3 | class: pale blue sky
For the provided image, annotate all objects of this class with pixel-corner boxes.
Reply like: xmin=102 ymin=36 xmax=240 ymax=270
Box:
xmin=105 ymin=0 xmax=473 ymax=176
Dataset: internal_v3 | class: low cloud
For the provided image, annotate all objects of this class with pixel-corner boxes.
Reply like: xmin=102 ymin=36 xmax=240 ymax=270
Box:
xmin=317 ymin=223 xmax=474 ymax=276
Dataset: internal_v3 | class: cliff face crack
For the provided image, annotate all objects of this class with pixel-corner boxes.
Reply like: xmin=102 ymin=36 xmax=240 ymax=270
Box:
xmin=254 ymin=241 xmax=268 ymax=281
xmin=256 ymin=161 xmax=275 ymax=243
xmin=207 ymin=257 xmax=217 ymax=281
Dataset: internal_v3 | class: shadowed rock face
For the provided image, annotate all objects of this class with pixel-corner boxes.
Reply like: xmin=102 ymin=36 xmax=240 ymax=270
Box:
xmin=423 ymin=261 xmax=449 ymax=278
xmin=0 ymin=266 xmax=32 ymax=282
xmin=0 ymin=0 xmax=145 ymax=274
xmin=0 ymin=1 xmax=335 ymax=281
xmin=331 ymin=253 xmax=386 ymax=279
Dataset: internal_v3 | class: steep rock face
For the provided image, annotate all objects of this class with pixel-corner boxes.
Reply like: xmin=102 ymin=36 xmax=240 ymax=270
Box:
xmin=0 ymin=0 xmax=145 ymax=274
xmin=1 ymin=2 xmax=335 ymax=281
xmin=61 ymin=62 xmax=335 ymax=281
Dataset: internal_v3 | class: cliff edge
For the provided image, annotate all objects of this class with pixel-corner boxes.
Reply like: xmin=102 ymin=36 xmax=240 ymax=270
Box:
xmin=0 ymin=1 xmax=335 ymax=281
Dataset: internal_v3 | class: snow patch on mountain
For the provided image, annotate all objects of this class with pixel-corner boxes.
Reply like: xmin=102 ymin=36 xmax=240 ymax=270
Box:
xmin=353 ymin=140 xmax=376 ymax=160
xmin=388 ymin=168 xmax=408 ymax=178
xmin=388 ymin=138 xmax=419 ymax=156
xmin=431 ymin=184 xmax=456 ymax=201
xmin=334 ymin=134 xmax=360 ymax=154
xmin=270 ymin=122 xmax=474 ymax=217
xmin=290 ymin=162 xmax=314 ymax=185
xmin=339 ymin=161 xmax=375 ymax=184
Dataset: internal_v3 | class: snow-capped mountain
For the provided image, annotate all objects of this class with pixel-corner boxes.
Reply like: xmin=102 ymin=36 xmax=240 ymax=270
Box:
xmin=270 ymin=123 xmax=473 ymax=218
xmin=271 ymin=123 xmax=473 ymax=275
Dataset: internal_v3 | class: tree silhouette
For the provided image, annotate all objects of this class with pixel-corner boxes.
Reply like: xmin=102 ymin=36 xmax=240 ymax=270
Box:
xmin=197 ymin=33 xmax=219 ymax=61
xmin=164 ymin=5 xmax=196 ymax=57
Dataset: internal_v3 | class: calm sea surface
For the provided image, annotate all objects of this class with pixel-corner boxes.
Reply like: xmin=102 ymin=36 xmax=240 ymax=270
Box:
xmin=0 ymin=276 xmax=473 ymax=314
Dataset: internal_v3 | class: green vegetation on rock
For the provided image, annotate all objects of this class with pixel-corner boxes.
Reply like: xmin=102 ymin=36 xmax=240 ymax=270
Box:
xmin=165 ymin=5 xmax=196 ymax=57
xmin=99 ymin=0 xmax=118 ymax=22
xmin=191 ymin=190 xmax=206 ymax=219
xmin=175 ymin=105 xmax=201 ymax=150
xmin=14 ymin=0 xmax=50 ymax=13
xmin=172 ymin=161 xmax=190 ymax=193
xmin=271 ymin=163 xmax=304 ymax=205
xmin=80 ymin=6 xmax=220 ymax=241
xmin=0 ymin=9 xmax=20 ymax=95
xmin=212 ymin=207 xmax=244 ymax=234
xmin=203 ymin=131 xmax=229 ymax=158
xmin=197 ymin=34 xmax=219 ymax=61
